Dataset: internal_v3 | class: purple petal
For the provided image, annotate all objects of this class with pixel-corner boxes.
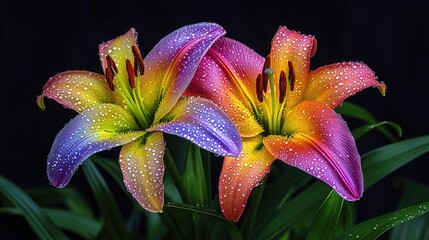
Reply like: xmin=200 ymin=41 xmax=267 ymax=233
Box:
xmin=143 ymin=22 xmax=226 ymax=123
xmin=47 ymin=104 xmax=145 ymax=188
xmin=150 ymin=97 xmax=242 ymax=156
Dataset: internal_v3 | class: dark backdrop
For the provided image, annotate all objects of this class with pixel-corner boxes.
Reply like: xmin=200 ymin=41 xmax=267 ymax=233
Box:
xmin=2 ymin=0 xmax=429 ymax=237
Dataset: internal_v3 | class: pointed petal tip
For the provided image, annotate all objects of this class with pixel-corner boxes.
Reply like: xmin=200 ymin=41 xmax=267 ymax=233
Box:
xmin=376 ymin=81 xmax=387 ymax=96
xmin=37 ymin=95 xmax=46 ymax=111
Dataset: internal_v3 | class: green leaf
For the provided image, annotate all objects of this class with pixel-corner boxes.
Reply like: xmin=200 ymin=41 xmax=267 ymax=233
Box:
xmin=82 ymin=159 xmax=129 ymax=239
xmin=389 ymin=178 xmax=429 ymax=240
xmin=362 ymin=135 xmax=429 ymax=189
xmin=254 ymin=182 xmax=331 ymax=240
xmin=164 ymin=202 xmax=243 ymax=240
xmin=306 ymin=190 xmax=344 ymax=240
xmin=336 ymin=101 xmax=399 ymax=141
xmin=0 ymin=207 xmax=102 ymax=239
xmin=336 ymin=201 xmax=429 ymax=240
xmin=27 ymin=187 xmax=94 ymax=218
xmin=0 ymin=175 xmax=69 ymax=240
xmin=183 ymin=142 xmax=210 ymax=205
xmin=352 ymin=121 xmax=402 ymax=140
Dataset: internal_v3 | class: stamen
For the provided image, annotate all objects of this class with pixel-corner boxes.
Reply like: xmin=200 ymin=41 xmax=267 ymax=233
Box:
xmin=262 ymin=54 xmax=271 ymax=92
xmin=106 ymin=55 xmax=118 ymax=74
xmin=104 ymin=67 xmax=115 ymax=91
xmin=256 ymin=73 xmax=264 ymax=102
xmin=126 ymin=59 xmax=136 ymax=88
xmin=279 ymin=70 xmax=287 ymax=103
xmin=132 ymin=45 xmax=145 ymax=76
xmin=287 ymin=61 xmax=296 ymax=91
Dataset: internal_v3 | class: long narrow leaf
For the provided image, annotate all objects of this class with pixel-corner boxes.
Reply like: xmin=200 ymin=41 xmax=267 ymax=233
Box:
xmin=0 ymin=175 xmax=69 ymax=240
xmin=336 ymin=101 xmax=398 ymax=141
xmin=336 ymin=201 xmax=429 ymax=240
xmin=352 ymin=121 xmax=402 ymax=140
xmin=165 ymin=202 xmax=243 ymax=240
xmin=254 ymin=182 xmax=331 ymax=240
xmin=362 ymin=135 xmax=429 ymax=189
xmin=390 ymin=178 xmax=429 ymax=240
xmin=82 ymin=159 xmax=129 ymax=239
xmin=306 ymin=190 xmax=344 ymax=240
xmin=0 ymin=207 xmax=101 ymax=239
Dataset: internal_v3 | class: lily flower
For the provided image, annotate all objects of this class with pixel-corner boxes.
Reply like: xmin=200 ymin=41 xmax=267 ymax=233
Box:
xmin=37 ymin=22 xmax=242 ymax=213
xmin=185 ymin=26 xmax=386 ymax=221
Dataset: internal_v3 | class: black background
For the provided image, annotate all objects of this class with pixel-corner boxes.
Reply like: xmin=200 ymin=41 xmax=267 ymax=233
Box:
xmin=2 ymin=0 xmax=429 ymax=238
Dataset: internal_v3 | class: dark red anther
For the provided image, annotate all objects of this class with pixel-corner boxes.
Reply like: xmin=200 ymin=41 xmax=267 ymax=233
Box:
xmin=132 ymin=45 xmax=145 ymax=76
xmin=256 ymin=73 xmax=264 ymax=103
xmin=106 ymin=55 xmax=118 ymax=74
xmin=279 ymin=70 xmax=287 ymax=103
xmin=288 ymin=61 xmax=296 ymax=91
xmin=126 ymin=59 xmax=135 ymax=88
xmin=104 ymin=67 xmax=115 ymax=91
xmin=262 ymin=54 xmax=270 ymax=92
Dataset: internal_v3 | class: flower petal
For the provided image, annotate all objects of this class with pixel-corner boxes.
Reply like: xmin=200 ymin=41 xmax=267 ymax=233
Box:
xmin=185 ymin=37 xmax=265 ymax=137
xmin=98 ymin=28 xmax=140 ymax=110
xmin=150 ymin=97 xmax=242 ymax=156
xmin=39 ymin=71 xmax=114 ymax=112
xmin=47 ymin=103 xmax=145 ymax=188
xmin=119 ymin=132 xmax=165 ymax=212
xmin=267 ymin=100 xmax=363 ymax=201
xmin=270 ymin=26 xmax=316 ymax=111
xmin=150 ymin=22 xmax=226 ymax=123
xmin=219 ymin=135 xmax=276 ymax=222
xmin=306 ymin=62 xmax=386 ymax=108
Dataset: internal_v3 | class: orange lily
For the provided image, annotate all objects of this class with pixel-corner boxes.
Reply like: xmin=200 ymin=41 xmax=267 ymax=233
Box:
xmin=185 ymin=26 xmax=386 ymax=221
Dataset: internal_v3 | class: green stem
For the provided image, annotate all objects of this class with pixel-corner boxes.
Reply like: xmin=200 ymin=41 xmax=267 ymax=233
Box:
xmin=164 ymin=148 xmax=191 ymax=204
xmin=241 ymin=176 xmax=268 ymax=239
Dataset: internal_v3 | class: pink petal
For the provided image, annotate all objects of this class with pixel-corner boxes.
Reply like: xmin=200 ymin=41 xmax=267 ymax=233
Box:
xmin=265 ymin=100 xmax=363 ymax=201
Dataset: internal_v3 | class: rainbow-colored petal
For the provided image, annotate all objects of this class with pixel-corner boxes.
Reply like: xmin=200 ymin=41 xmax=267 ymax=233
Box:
xmin=143 ymin=23 xmax=226 ymax=123
xmin=305 ymin=62 xmax=386 ymax=108
xmin=266 ymin=100 xmax=363 ymax=201
xmin=39 ymin=71 xmax=114 ymax=113
xmin=150 ymin=97 xmax=242 ymax=156
xmin=119 ymin=132 xmax=165 ymax=212
xmin=186 ymin=37 xmax=265 ymax=137
xmin=219 ymin=135 xmax=276 ymax=222
xmin=47 ymin=103 xmax=145 ymax=188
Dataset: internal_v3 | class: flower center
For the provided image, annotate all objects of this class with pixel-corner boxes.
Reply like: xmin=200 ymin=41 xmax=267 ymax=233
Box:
xmin=104 ymin=45 xmax=151 ymax=129
xmin=255 ymin=55 xmax=296 ymax=135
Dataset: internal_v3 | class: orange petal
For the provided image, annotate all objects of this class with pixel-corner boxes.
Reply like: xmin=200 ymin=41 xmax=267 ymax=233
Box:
xmin=306 ymin=62 xmax=386 ymax=108
xmin=119 ymin=132 xmax=165 ymax=212
xmin=270 ymin=26 xmax=316 ymax=111
xmin=219 ymin=135 xmax=276 ymax=221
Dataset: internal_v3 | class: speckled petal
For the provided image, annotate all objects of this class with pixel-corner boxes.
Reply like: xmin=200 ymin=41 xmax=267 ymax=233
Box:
xmin=98 ymin=28 xmax=139 ymax=108
xmin=47 ymin=103 xmax=145 ymax=188
xmin=150 ymin=97 xmax=242 ymax=156
xmin=185 ymin=37 xmax=265 ymax=137
xmin=270 ymin=26 xmax=316 ymax=112
xmin=39 ymin=71 xmax=114 ymax=112
xmin=119 ymin=132 xmax=165 ymax=212
xmin=150 ymin=22 xmax=226 ymax=123
xmin=305 ymin=62 xmax=386 ymax=108
xmin=267 ymin=100 xmax=363 ymax=201
xmin=219 ymin=135 xmax=276 ymax=222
